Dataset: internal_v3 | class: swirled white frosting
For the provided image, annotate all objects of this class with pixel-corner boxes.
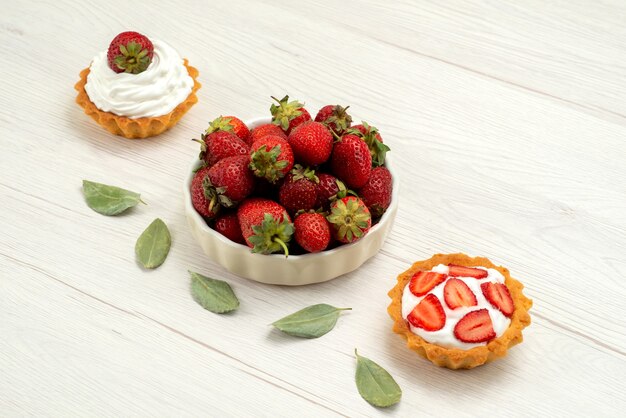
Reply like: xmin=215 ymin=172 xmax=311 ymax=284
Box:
xmin=84 ymin=40 xmax=193 ymax=118
xmin=402 ymin=264 xmax=511 ymax=350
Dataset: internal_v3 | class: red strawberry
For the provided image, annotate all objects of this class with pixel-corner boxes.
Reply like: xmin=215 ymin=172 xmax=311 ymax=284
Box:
xmin=326 ymin=196 xmax=371 ymax=244
xmin=444 ymin=278 xmax=478 ymax=309
xmin=481 ymin=282 xmax=514 ymax=317
xmin=315 ymin=173 xmax=347 ymax=210
xmin=287 ymin=121 xmax=334 ymax=166
xmin=330 ymin=134 xmax=372 ymax=189
xmin=408 ymin=271 xmax=447 ymax=297
xmin=249 ymin=135 xmax=294 ymax=183
xmin=206 ymin=116 xmax=251 ymax=145
xmin=195 ymin=131 xmax=249 ymax=167
xmin=314 ymin=104 xmax=352 ymax=135
xmin=214 ymin=212 xmax=245 ymax=244
xmin=407 ymin=294 xmax=446 ymax=331
xmin=107 ymin=31 xmax=154 ymax=74
xmin=357 ymin=166 xmax=392 ymax=218
xmin=270 ymin=95 xmax=311 ymax=134
xmin=249 ymin=123 xmax=288 ymax=143
xmin=294 ymin=212 xmax=331 ymax=253
xmin=448 ymin=265 xmax=488 ymax=279
xmin=237 ymin=198 xmax=294 ymax=255
xmin=203 ymin=155 xmax=254 ymax=212
xmin=346 ymin=122 xmax=390 ymax=167
xmin=454 ymin=309 xmax=496 ymax=343
xmin=190 ymin=166 xmax=219 ymax=219
xmin=278 ymin=165 xmax=319 ymax=214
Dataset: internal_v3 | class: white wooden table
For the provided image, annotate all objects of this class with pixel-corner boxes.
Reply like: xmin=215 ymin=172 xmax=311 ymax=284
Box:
xmin=2 ymin=1 xmax=625 ymax=416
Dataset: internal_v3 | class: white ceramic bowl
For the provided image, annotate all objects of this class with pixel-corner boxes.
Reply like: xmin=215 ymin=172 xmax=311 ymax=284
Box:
xmin=183 ymin=117 xmax=399 ymax=285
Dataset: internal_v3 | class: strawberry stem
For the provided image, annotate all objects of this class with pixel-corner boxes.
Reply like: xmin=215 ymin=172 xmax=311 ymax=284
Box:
xmin=274 ymin=237 xmax=289 ymax=258
xmin=208 ymin=196 xmax=217 ymax=214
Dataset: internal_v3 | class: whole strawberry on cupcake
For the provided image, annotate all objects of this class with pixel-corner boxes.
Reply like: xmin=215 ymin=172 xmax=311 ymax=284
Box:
xmin=75 ymin=31 xmax=201 ymax=139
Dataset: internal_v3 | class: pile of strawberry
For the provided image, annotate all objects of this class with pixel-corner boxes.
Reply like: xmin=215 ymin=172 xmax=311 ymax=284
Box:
xmin=407 ymin=266 xmax=514 ymax=343
xmin=190 ymin=95 xmax=393 ymax=256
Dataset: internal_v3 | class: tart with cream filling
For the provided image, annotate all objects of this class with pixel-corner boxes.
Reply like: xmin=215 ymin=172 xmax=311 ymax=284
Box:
xmin=388 ymin=253 xmax=531 ymax=369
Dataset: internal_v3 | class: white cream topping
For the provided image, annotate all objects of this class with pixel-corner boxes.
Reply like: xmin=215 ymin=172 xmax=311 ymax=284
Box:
xmin=84 ymin=40 xmax=193 ymax=118
xmin=401 ymin=264 xmax=511 ymax=350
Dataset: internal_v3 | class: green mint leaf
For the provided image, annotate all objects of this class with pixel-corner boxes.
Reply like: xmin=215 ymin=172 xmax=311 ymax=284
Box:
xmin=271 ymin=304 xmax=351 ymax=338
xmin=354 ymin=349 xmax=402 ymax=408
xmin=135 ymin=218 xmax=171 ymax=269
xmin=189 ymin=271 xmax=239 ymax=314
xmin=82 ymin=180 xmax=144 ymax=216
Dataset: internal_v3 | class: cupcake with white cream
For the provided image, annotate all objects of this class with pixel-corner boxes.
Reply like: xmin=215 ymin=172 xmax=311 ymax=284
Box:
xmin=75 ymin=31 xmax=200 ymax=139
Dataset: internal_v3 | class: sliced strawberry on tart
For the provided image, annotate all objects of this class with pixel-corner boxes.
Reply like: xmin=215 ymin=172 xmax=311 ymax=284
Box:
xmin=388 ymin=253 xmax=532 ymax=369
xmin=481 ymin=282 xmax=515 ymax=317
xmin=444 ymin=278 xmax=477 ymax=309
xmin=407 ymin=294 xmax=446 ymax=331
xmin=408 ymin=271 xmax=447 ymax=297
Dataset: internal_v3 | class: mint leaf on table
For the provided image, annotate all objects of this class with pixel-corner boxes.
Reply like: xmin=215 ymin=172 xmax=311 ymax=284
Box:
xmin=354 ymin=349 xmax=402 ymax=408
xmin=82 ymin=180 xmax=144 ymax=216
xmin=189 ymin=271 xmax=239 ymax=314
xmin=135 ymin=218 xmax=171 ymax=269
xmin=271 ymin=304 xmax=351 ymax=338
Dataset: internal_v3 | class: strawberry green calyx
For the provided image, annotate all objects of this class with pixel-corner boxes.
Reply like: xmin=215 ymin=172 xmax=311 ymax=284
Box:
xmin=370 ymin=139 xmax=391 ymax=167
xmin=250 ymin=145 xmax=289 ymax=183
xmin=192 ymin=136 xmax=208 ymax=160
xmin=270 ymin=95 xmax=304 ymax=131
xmin=325 ymin=105 xmax=353 ymax=134
xmin=206 ymin=116 xmax=235 ymax=135
xmin=295 ymin=207 xmax=326 ymax=217
xmin=331 ymin=178 xmax=350 ymax=201
xmin=320 ymin=178 xmax=356 ymax=210
xmin=290 ymin=164 xmax=319 ymax=183
xmin=114 ymin=42 xmax=152 ymax=74
xmin=248 ymin=213 xmax=294 ymax=256
xmin=327 ymin=197 xmax=371 ymax=243
xmin=327 ymin=177 xmax=355 ymax=204
xmin=347 ymin=121 xmax=390 ymax=167
xmin=202 ymin=176 xmax=234 ymax=215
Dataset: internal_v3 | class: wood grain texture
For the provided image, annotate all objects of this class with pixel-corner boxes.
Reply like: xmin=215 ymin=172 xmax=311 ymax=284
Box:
xmin=1 ymin=0 xmax=626 ymax=416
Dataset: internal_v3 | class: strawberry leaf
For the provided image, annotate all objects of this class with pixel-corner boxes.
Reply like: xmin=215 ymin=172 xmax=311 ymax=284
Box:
xmin=354 ymin=349 xmax=402 ymax=408
xmin=272 ymin=304 xmax=351 ymax=338
xmin=190 ymin=271 xmax=239 ymax=314
xmin=135 ymin=218 xmax=171 ymax=269
xmin=82 ymin=180 xmax=145 ymax=216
